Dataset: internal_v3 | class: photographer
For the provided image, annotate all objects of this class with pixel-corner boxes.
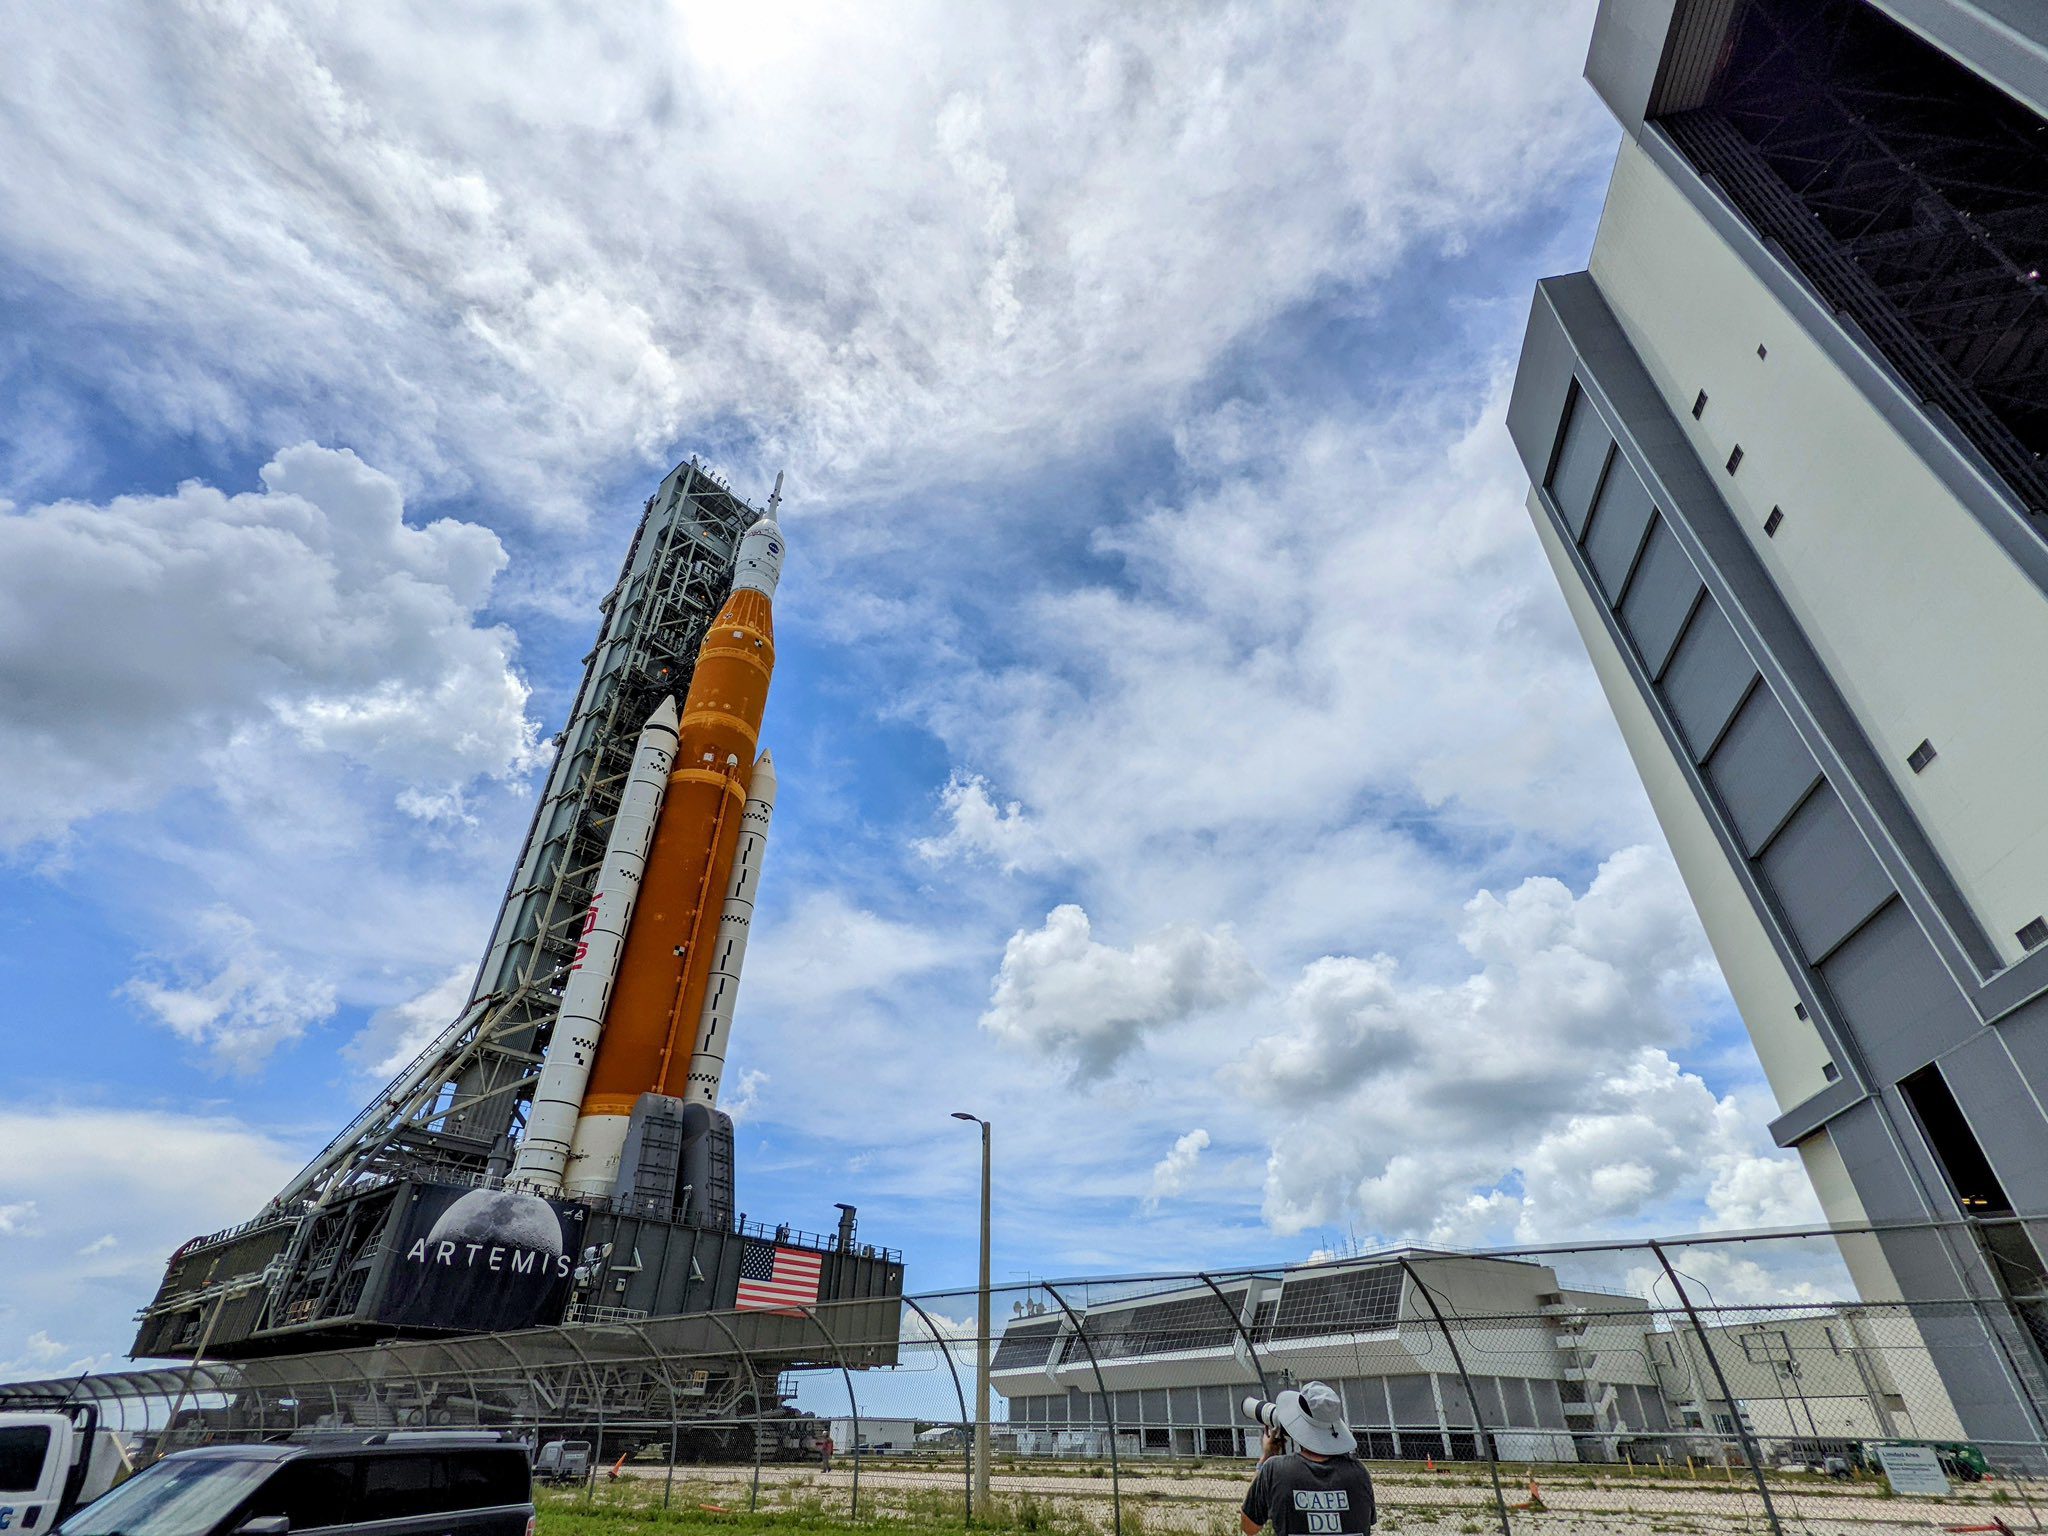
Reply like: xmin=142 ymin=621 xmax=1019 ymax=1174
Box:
xmin=1239 ymin=1383 xmax=1376 ymax=1536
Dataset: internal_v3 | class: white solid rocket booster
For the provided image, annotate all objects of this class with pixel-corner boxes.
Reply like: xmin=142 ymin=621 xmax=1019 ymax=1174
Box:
xmin=509 ymin=696 xmax=680 ymax=1192
xmin=679 ymin=750 xmax=776 ymax=1108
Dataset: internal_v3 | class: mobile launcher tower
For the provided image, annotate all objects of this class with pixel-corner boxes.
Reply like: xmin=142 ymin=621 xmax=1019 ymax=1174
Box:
xmin=133 ymin=461 xmax=903 ymax=1392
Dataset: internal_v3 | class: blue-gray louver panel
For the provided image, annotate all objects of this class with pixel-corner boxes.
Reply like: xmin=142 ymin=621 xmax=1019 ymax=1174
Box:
xmin=1660 ymin=600 xmax=1756 ymax=757
xmin=1760 ymin=784 xmax=1895 ymax=960
xmin=1345 ymin=1378 xmax=1387 ymax=1424
xmin=1619 ymin=518 xmax=1702 ymax=675
xmin=1387 ymin=1375 xmax=1436 ymax=1425
xmin=1436 ymin=1375 xmax=1476 ymax=1425
xmin=1582 ymin=457 xmax=1658 ymax=601
xmin=1819 ymin=897 xmax=1977 ymax=1084
xmin=1547 ymin=388 xmax=1614 ymax=538
xmin=1474 ymin=1377 xmax=1507 ymax=1427
xmin=1706 ymin=684 xmax=1822 ymax=853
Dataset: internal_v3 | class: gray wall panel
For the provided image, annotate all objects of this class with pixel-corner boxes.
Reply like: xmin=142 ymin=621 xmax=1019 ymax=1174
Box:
xmin=1660 ymin=600 xmax=1756 ymax=758
xmin=1827 ymin=1104 xmax=1930 ymax=1224
xmin=1547 ymin=388 xmax=1614 ymax=539
xmin=1819 ymin=899 xmax=1978 ymax=1085
xmin=1707 ymin=686 xmax=1823 ymax=854
xmin=1761 ymin=785 xmax=1895 ymax=961
xmin=1995 ymin=1014 xmax=2048 ymax=1115
xmin=1583 ymin=458 xmax=1658 ymax=600
xmin=1939 ymin=1035 xmax=2048 ymax=1219
xmin=1619 ymin=518 xmax=1702 ymax=675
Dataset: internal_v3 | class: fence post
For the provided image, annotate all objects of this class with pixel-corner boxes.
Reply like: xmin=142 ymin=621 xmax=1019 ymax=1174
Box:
xmin=903 ymin=1294 xmax=977 ymax=1526
xmin=801 ymin=1302 xmax=863 ymax=1519
xmin=1395 ymin=1260 xmax=1510 ymax=1536
xmin=1197 ymin=1272 xmax=1273 ymax=1400
xmin=701 ymin=1309 xmax=770 ymax=1512
xmin=1649 ymin=1241 xmax=1783 ymax=1536
xmin=548 ymin=1326 xmax=609 ymax=1505
xmin=621 ymin=1322 xmax=689 ymax=1511
xmin=1041 ymin=1281 xmax=1121 ymax=1536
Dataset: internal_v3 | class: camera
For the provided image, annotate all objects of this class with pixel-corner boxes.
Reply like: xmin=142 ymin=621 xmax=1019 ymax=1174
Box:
xmin=1242 ymin=1396 xmax=1284 ymax=1432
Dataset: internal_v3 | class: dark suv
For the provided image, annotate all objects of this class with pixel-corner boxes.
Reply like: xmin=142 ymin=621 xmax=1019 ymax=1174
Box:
xmin=57 ymin=1435 xmax=533 ymax=1536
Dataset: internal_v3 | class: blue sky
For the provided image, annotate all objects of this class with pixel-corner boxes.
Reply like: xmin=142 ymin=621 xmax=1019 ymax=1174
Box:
xmin=0 ymin=0 xmax=1827 ymax=1378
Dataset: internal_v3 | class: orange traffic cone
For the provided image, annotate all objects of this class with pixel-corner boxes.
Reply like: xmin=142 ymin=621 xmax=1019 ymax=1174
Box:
xmin=1424 ymin=1456 xmax=1436 ymax=1473
xmin=1514 ymin=1474 xmax=1546 ymax=1512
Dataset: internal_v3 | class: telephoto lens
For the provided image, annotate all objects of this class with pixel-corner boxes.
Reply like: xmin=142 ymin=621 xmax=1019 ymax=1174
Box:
xmin=1241 ymin=1395 xmax=1282 ymax=1429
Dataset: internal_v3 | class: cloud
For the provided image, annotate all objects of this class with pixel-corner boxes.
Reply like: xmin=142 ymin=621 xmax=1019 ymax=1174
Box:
xmin=906 ymin=370 xmax=1657 ymax=967
xmin=0 ymin=444 xmax=538 ymax=848
xmin=981 ymin=905 xmax=1261 ymax=1077
xmin=0 ymin=2 xmax=1608 ymax=516
xmin=0 ymin=1108 xmax=302 ymax=1371
xmin=124 ymin=907 xmax=339 ymax=1073
xmin=0 ymin=1201 xmax=40 ymax=1237
xmin=0 ymin=1328 xmax=70 ymax=1381
xmin=743 ymin=890 xmax=953 ymax=1016
xmin=1145 ymin=1129 xmax=1212 ymax=1211
xmin=723 ymin=1068 xmax=769 ymax=1124
xmin=915 ymin=774 xmax=1051 ymax=874
xmin=1227 ymin=845 xmax=1810 ymax=1245
xmin=347 ymin=964 xmax=473 ymax=1081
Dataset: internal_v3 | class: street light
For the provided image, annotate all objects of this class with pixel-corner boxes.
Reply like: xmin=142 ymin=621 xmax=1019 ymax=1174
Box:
xmin=952 ymin=1111 xmax=992 ymax=1514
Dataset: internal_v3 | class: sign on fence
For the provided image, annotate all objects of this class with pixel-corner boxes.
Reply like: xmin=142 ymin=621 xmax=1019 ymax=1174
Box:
xmin=1872 ymin=1443 xmax=1951 ymax=1497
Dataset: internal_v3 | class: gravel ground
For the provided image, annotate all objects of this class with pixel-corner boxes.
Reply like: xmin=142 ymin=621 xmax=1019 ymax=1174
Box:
xmin=612 ymin=1458 xmax=2048 ymax=1535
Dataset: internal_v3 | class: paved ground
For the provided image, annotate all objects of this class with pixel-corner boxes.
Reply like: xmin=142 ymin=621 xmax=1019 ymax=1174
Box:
xmin=613 ymin=1457 xmax=2048 ymax=1535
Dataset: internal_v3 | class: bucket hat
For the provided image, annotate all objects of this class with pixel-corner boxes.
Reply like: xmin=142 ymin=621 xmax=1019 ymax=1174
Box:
xmin=1276 ymin=1381 xmax=1356 ymax=1456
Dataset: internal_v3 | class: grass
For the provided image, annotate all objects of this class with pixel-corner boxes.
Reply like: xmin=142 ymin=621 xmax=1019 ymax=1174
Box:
xmin=534 ymin=1481 xmax=1116 ymax=1536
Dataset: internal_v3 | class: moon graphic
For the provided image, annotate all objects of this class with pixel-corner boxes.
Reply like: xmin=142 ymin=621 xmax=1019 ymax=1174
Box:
xmin=425 ymin=1188 xmax=565 ymax=1257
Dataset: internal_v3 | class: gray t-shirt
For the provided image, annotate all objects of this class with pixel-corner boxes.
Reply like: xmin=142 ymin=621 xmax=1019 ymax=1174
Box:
xmin=1242 ymin=1452 xmax=1375 ymax=1536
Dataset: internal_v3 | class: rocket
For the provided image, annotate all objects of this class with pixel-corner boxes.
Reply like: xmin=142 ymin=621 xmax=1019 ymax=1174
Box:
xmin=562 ymin=508 xmax=785 ymax=1200
xmin=507 ymin=697 xmax=680 ymax=1192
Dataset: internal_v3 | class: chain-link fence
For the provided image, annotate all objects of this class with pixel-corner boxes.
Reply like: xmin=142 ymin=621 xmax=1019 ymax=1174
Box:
xmin=8 ymin=1218 xmax=2048 ymax=1535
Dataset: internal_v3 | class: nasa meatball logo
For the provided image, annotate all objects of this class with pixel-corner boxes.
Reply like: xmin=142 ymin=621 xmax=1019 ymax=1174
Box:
xmin=402 ymin=1189 xmax=573 ymax=1279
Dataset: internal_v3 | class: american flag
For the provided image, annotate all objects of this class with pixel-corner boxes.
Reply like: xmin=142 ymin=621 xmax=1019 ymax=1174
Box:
xmin=736 ymin=1240 xmax=823 ymax=1313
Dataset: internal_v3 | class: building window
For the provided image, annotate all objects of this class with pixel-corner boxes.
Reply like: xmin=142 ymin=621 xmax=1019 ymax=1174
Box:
xmin=1823 ymin=1062 xmax=1840 ymax=1082
xmin=2020 ymin=917 xmax=2048 ymax=951
xmin=1756 ymin=344 xmax=1768 ymax=361
xmin=1907 ymin=739 xmax=1937 ymax=773
xmin=1725 ymin=445 xmax=1744 ymax=474
xmin=1764 ymin=506 xmax=1783 ymax=537
xmin=1692 ymin=390 xmax=1708 ymax=419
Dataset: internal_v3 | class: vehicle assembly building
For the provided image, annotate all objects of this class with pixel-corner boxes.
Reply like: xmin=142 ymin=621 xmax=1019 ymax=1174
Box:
xmin=1507 ymin=0 xmax=2048 ymax=1448
xmin=129 ymin=460 xmax=903 ymax=1401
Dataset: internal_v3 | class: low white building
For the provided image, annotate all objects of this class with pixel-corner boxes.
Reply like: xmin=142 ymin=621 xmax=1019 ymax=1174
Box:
xmin=991 ymin=1252 xmax=1946 ymax=1466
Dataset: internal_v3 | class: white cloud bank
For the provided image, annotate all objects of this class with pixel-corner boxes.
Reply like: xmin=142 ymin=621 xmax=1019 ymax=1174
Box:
xmin=0 ymin=2 xmax=1608 ymax=515
xmin=1233 ymin=847 xmax=1819 ymax=1246
xmin=0 ymin=1108 xmax=301 ymax=1379
xmin=0 ymin=444 xmax=539 ymax=848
